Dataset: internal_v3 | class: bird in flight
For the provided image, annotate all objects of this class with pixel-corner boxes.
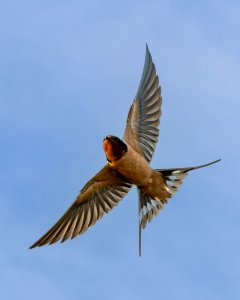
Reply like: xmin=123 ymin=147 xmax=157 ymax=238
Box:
xmin=30 ymin=45 xmax=220 ymax=255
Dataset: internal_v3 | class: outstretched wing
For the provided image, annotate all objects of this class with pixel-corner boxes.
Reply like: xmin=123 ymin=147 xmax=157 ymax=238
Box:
xmin=30 ymin=165 xmax=132 ymax=248
xmin=123 ymin=44 xmax=162 ymax=163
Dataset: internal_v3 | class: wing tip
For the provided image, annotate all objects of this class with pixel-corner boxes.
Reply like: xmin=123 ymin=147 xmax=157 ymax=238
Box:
xmin=145 ymin=42 xmax=149 ymax=52
xmin=29 ymin=236 xmax=70 ymax=249
xmin=29 ymin=242 xmax=39 ymax=249
xmin=145 ymin=42 xmax=151 ymax=60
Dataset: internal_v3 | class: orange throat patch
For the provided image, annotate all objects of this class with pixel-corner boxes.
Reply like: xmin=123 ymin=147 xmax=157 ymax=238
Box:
xmin=103 ymin=139 xmax=123 ymax=163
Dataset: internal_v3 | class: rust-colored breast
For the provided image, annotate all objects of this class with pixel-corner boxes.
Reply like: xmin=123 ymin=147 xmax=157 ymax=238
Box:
xmin=103 ymin=139 xmax=122 ymax=162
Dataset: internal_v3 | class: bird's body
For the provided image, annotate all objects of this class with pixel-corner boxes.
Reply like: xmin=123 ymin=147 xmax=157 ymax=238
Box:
xmin=105 ymin=138 xmax=169 ymax=200
xmin=106 ymin=139 xmax=152 ymax=186
xmin=30 ymin=45 xmax=220 ymax=255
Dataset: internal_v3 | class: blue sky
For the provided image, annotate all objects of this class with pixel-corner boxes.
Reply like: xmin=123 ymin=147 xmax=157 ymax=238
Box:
xmin=0 ymin=0 xmax=239 ymax=299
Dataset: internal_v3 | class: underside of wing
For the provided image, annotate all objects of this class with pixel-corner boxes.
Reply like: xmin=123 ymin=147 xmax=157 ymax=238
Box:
xmin=124 ymin=44 xmax=162 ymax=162
xmin=30 ymin=166 xmax=132 ymax=248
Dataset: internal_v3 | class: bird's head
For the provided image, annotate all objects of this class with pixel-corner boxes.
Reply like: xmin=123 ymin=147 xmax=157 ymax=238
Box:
xmin=103 ymin=135 xmax=128 ymax=163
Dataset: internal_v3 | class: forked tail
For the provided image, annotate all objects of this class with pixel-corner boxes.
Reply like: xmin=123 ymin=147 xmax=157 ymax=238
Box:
xmin=138 ymin=159 xmax=221 ymax=256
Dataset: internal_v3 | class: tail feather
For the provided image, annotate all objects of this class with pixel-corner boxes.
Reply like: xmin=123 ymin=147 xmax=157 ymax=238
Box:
xmin=157 ymin=159 xmax=221 ymax=175
xmin=138 ymin=190 xmax=164 ymax=256
xmin=138 ymin=189 xmax=163 ymax=256
xmin=137 ymin=159 xmax=220 ymax=256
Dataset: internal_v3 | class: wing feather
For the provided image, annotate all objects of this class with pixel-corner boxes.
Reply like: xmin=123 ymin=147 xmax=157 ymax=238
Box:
xmin=123 ymin=44 xmax=162 ymax=162
xmin=30 ymin=166 xmax=132 ymax=248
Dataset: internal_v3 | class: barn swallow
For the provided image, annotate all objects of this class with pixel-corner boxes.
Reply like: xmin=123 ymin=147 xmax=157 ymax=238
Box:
xmin=30 ymin=45 xmax=220 ymax=255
